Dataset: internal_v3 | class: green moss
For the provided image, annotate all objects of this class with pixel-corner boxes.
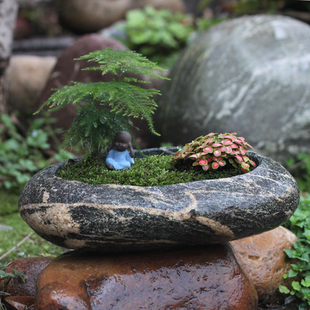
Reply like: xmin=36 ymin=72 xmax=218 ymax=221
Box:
xmin=58 ymin=154 xmax=243 ymax=186
xmin=0 ymin=190 xmax=67 ymax=264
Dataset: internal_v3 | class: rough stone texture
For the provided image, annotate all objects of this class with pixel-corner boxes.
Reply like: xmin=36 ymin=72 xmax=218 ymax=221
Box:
xmin=155 ymin=15 xmax=310 ymax=164
xmin=35 ymin=245 xmax=258 ymax=310
xmin=58 ymin=0 xmax=185 ymax=33
xmin=7 ymin=55 xmax=56 ymax=116
xmin=34 ymin=34 xmax=154 ymax=149
xmin=18 ymin=147 xmax=299 ymax=252
xmin=230 ymin=226 xmax=298 ymax=304
xmin=5 ymin=257 xmax=54 ymax=297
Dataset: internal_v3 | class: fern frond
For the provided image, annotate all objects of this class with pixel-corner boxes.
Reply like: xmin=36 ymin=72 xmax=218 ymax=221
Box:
xmin=76 ymin=48 xmax=169 ymax=82
xmin=36 ymin=48 xmax=170 ymax=156
xmin=103 ymin=82 xmax=160 ymax=134
xmin=122 ymin=77 xmax=149 ymax=84
xmin=35 ymin=83 xmax=109 ymax=113
xmin=39 ymin=81 xmax=160 ymax=135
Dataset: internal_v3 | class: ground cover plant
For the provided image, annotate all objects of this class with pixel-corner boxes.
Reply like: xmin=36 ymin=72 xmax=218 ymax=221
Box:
xmin=0 ymin=113 xmax=73 ymax=190
xmin=124 ymin=6 xmax=195 ymax=66
xmin=122 ymin=6 xmax=223 ymax=67
xmin=286 ymin=153 xmax=310 ymax=193
xmin=0 ymin=261 xmax=25 ymax=310
xmin=280 ymin=194 xmax=310 ymax=310
xmin=0 ymin=189 xmax=66 ymax=265
xmin=172 ymin=132 xmax=256 ymax=173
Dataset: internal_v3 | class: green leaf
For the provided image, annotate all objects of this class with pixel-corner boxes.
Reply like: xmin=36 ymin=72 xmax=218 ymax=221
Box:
xmin=126 ymin=9 xmax=147 ymax=27
xmin=18 ymin=159 xmax=37 ymax=172
xmin=302 ymin=277 xmax=310 ymax=288
xmin=130 ymin=29 xmax=153 ymax=44
xmin=288 ymin=269 xmax=298 ymax=278
xmin=292 ymin=281 xmax=302 ymax=291
xmin=304 ymin=229 xmax=310 ymax=241
xmin=279 ymin=285 xmax=290 ymax=294
xmin=284 ymin=249 xmax=297 ymax=259
xmin=3 ymin=139 xmax=21 ymax=151
xmin=168 ymin=23 xmax=192 ymax=40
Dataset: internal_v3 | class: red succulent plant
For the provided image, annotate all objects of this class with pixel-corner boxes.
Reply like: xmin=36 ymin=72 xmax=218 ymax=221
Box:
xmin=171 ymin=132 xmax=256 ymax=173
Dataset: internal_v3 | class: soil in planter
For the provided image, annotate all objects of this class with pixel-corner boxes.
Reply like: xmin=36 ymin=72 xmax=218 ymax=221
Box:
xmin=57 ymin=154 xmax=250 ymax=186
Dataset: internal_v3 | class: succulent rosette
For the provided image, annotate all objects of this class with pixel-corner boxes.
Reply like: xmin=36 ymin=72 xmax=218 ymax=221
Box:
xmin=172 ymin=132 xmax=256 ymax=173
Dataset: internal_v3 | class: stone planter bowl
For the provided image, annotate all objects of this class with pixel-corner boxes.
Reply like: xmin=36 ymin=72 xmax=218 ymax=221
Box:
xmin=19 ymin=147 xmax=300 ymax=252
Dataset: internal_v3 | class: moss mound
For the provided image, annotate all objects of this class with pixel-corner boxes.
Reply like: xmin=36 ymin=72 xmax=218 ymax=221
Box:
xmin=58 ymin=154 xmax=244 ymax=186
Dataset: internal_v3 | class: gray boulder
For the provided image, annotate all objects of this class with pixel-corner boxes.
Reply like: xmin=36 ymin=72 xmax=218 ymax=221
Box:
xmin=155 ymin=15 xmax=310 ymax=164
xmin=18 ymin=148 xmax=299 ymax=252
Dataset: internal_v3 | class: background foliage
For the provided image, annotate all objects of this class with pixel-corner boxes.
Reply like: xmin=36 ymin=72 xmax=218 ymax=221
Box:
xmin=281 ymin=195 xmax=310 ymax=310
xmin=0 ymin=113 xmax=73 ymax=190
xmin=118 ymin=6 xmax=223 ymax=67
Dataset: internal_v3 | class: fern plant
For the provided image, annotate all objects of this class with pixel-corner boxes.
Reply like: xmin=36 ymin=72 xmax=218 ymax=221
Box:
xmin=35 ymin=48 xmax=168 ymax=157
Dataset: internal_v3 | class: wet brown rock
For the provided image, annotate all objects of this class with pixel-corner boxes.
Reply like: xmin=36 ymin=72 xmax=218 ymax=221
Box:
xmin=5 ymin=256 xmax=54 ymax=297
xmin=35 ymin=244 xmax=258 ymax=310
xmin=230 ymin=226 xmax=298 ymax=304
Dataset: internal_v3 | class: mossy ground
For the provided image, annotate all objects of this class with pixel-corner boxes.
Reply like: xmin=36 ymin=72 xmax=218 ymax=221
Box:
xmin=0 ymin=189 xmax=67 ymax=264
xmin=58 ymin=154 xmax=244 ymax=186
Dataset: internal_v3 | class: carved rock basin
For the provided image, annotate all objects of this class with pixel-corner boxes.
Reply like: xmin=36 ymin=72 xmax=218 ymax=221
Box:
xmin=18 ymin=147 xmax=300 ymax=252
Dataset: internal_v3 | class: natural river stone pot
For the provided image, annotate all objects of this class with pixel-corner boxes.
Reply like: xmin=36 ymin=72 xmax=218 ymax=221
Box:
xmin=18 ymin=147 xmax=300 ymax=252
